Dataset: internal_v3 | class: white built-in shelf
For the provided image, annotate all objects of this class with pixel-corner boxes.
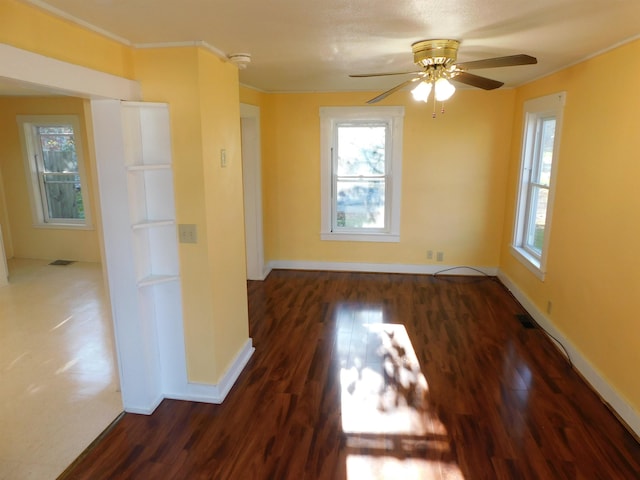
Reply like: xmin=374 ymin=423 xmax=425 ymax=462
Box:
xmin=126 ymin=164 xmax=171 ymax=172
xmin=137 ymin=274 xmax=180 ymax=288
xmin=132 ymin=220 xmax=175 ymax=230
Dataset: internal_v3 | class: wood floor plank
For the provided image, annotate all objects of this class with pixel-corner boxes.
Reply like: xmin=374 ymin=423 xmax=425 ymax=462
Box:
xmin=62 ymin=271 xmax=640 ymax=479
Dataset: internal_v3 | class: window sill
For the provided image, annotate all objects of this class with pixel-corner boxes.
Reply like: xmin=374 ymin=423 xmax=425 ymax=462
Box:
xmin=33 ymin=223 xmax=94 ymax=231
xmin=510 ymin=245 xmax=546 ymax=281
xmin=321 ymin=232 xmax=400 ymax=243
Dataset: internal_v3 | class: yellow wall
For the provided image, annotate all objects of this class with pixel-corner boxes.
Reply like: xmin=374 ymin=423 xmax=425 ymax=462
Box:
xmin=197 ymin=50 xmax=249 ymax=376
xmin=6 ymin=0 xmax=639 ymax=418
xmin=239 ymin=86 xmax=264 ymax=107
xmin=0 ymin=0 xmax=134 ymax=78
xmin=0 ymin=96 xmax=101 ymax=262
xmin=258 ymin=89 xmax=516 ymax=268
xmin=3 ymin=0 xmax=250 ymax=387
xmin=133 ymin=47 xmax=249 ymax=383
xmin=501 ymin=39 xmax=640 ymax=411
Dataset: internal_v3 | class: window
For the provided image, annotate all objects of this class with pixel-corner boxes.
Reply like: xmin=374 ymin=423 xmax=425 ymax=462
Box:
xmin=18 ymin=115 xmax=91 ymax=228
xmin=512 ymin=92 xmax=566 ymax=279
xmin=320 ymin=106 xmax=404 ymax=242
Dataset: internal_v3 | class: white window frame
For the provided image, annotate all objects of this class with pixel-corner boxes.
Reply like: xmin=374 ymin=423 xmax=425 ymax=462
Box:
xmin=18 ymin=115 xmax=92 ymax=229
xmin=511 ymin=92 xmax=566 ymax=280
xmin=320 ymin=106 xmax=403 ymax=242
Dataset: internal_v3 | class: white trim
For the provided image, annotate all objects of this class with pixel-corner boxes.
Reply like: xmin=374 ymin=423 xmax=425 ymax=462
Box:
xmin=512 ymin=92 xmax=566 ymax=279
xmin=0 ymin=44 xmax=141 ymax=100
xmin=320 ymin=232 xmax=399 ymax=243
xmin=20 ymin=1 xmax=232 ymax=61
xmin=134 ymin=41 xmax=228 ymax=61
xmin=164 ymin=339 xmax=255 ymax=404
xmin=524 ymin=33 xmax=640 ymax=88
xmin=267 ymin=260 xmax=497 ymax=276
xmin=123 ymin=395 xmax=164 ymax=416
xmin=510 ymin=246 xmax=545 ymax=281
xmin=31 ymin=223 xmax=95 ymax=231
xmin=0 ymin=225 xmax=8 ymax=286
xmin=498 ymin=269 xmax=640 ymax=438
xmin=17 ymin=114 xmax=94 ymax=228
xmin=21 ymin=0 xmax=131 ymax=45
xmin=319 ymin=106 xmax=404 ymax=242
xmin=240 ymin=104 xmax=266 ymax=281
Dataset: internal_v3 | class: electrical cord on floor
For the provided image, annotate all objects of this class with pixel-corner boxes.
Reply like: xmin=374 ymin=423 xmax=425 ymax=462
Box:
xmin=539 ymin=328 xmax=573 ymax=368
xmin=501 ymin=279 xmax=574 ymax=369
xmin=432 ymin=264 xmax=573 ymax=368
xmin=432 ymin=265 xmax=497 ymax=279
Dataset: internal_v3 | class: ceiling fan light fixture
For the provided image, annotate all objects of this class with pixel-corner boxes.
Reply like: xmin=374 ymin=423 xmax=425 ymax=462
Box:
xmin=412 ymin=39 xmax=460 ymax=67
xmin=434 ymin=77 xmax=456 ymax=102
xmin=411 ymin=81 xmax=432 ymax=102
xmin=351 ymin=39 xmax=537 ymax=108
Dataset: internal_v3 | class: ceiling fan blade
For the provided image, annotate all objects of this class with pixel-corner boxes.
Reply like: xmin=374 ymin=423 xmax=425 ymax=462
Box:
xmin=452 ymin=71 xmax=504 ymax=90
xmin=366 ymin=76 xmax=422 ymax=104
xmin=456 ymin=54 xmax=537 ymax=70
xmin=350 ymin=71 xmax=420 ymax=78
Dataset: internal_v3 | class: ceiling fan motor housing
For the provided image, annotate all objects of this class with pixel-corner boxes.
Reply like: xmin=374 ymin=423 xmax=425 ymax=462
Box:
xmin=412 ymin=39 xmax=460 ymax=67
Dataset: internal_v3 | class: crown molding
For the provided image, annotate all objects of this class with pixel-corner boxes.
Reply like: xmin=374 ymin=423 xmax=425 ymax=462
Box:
xmin=23 ymin=0 xmax=131 ymax=45
xmin=22 ymin=1 xmax=229 ymax=62
xmin=133 ymin=40 xmax=228 ymax=61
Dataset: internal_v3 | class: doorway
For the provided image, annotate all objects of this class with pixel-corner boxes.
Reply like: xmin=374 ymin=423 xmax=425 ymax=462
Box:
xmin=240 ymin=103 xmax=265 ymax=280
xmin=0 ymin=44 xmax=141 ymax=477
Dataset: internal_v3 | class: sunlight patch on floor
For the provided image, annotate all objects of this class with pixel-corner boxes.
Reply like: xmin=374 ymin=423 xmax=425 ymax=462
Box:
xmin=334 ymin=303 xmax=465 ymax=479
xmin=340 ymin=323 xmax=429 ymax=435
xmin=0 ymin=258 xmax=122 ymax=479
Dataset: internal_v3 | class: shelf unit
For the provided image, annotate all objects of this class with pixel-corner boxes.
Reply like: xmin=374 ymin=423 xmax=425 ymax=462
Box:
xmin=122 ymin=103 xmax=180 ymax=289
xmin=92 ymin=99 xmax=190 ymax=413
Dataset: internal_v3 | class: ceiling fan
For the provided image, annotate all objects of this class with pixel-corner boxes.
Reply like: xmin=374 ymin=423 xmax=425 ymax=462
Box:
xmin=350 ymin=39 xmax=537 ymax=105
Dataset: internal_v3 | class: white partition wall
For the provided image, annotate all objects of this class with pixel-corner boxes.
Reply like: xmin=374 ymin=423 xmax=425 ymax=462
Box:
xmin=91 ymin=100 xmax=187 ymax=413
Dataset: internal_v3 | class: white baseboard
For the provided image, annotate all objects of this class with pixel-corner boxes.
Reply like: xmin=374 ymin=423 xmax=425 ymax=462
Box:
xmin=163 ymin=338 xmax=255 ymax=405
xmin=498 ymin=270 xmax=640 ymax=438
xmin=267 ymin=260 xmax=498 ymax=276
xmin=124 ymin=394 xmax=164 ymax=415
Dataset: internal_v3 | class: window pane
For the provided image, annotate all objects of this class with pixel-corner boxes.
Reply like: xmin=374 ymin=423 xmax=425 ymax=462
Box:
xmin=533 ymin=118 xmax=556 ymax=186
xmin=337 ymin=125 xmax=386 ymax=176
xmin=336 ymin=180 xmax=385 ymax=229
xmin=525 ymin=186 xmax=548 ymax=254
xmin=42 ymin=173 xmax=84 ymax=220
xmin=37 ymin=125 xmax=85 ymax=220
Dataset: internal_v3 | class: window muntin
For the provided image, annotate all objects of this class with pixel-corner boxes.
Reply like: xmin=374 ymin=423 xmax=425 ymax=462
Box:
xmin=18 ymin=116 xmax=91 ymax=228
xmin=523 ymin=116 xmax=555 ymax=257
xmin=512 ymin=93 xmax=565 ymax=279
xmin=334 ymin=123 xmax=388 ymax=232
xmin=320 ymin=106 xmax=403 ymax=243
xmin=35 ymin=125 xmax=85 ymax=222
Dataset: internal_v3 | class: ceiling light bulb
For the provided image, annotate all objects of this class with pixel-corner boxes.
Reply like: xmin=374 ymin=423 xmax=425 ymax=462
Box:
xmin=434 ymin=77 xmax=456 ymax=101
xmin=411 ymin=81 xmax=432 ymax=102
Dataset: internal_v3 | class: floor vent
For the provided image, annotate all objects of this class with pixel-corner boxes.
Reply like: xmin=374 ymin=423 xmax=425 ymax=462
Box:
xmin=516 ymin=313 xmax=536 ymax=329
xmin=49 ymin=259 xmax=74 ymax=266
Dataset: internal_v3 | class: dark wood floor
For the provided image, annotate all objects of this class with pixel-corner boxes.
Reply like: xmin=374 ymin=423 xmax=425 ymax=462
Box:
xmin=62 ymin=270 xmax=640 ymax=479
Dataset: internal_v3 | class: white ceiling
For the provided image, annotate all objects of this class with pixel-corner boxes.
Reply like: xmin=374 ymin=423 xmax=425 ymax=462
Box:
xmin=9 ymin=0 xmax=640 ymax=97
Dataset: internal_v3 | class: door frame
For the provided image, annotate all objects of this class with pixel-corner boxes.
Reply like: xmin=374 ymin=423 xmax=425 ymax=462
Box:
xmin=0 ymin=44 xmax=156 ymax=410
xmin=240 ymin=103 xmax=266 ymax=280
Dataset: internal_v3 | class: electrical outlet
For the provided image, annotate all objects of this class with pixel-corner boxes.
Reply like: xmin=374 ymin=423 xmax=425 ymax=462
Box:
xmin=178 ymin=224 xmax=197 ymax=244
xmin=436 ymin=251 xmax=444 ymax=262
xmin=427 ymin=250 xmax=433 ymax=260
